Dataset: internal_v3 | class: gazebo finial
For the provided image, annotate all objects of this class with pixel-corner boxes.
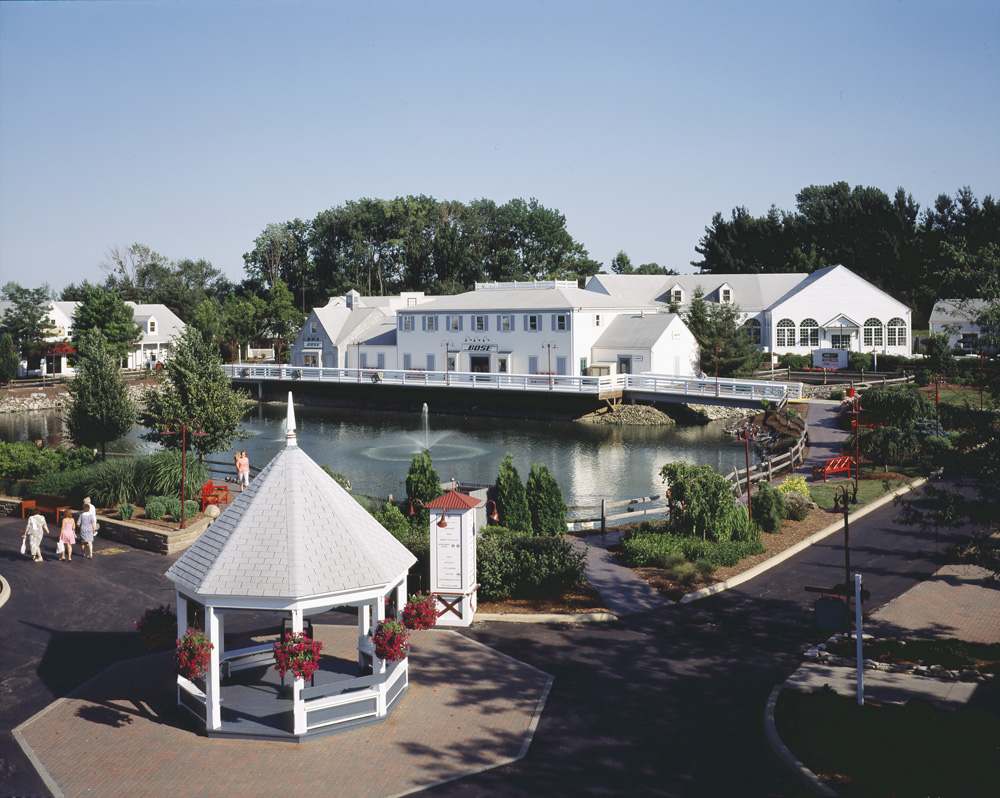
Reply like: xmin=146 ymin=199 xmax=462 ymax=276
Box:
xmin=285 ymin=392 xmax=297 ymax=447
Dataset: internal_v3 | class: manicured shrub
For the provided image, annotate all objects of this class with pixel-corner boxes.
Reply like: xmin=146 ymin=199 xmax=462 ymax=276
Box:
xmin=494 ymin=453 xmax=533 ymax=534
xmin=783 ymin=492 xmax=811 ymax=522
xmin=145 ymin=498 xmax=166 ymax=520
xmin=33 ymin=467 xmax=91 ymax=506
xmin=848 ymin=352 xmax=873 ymax=371
xmin=184 ymin=499 xmax=200 ymax=518
xmin=750 ymin=483 xmax=787 ymax=533
xmin=476 ymin=529 xmax=583 ymax=600
xmin=777 ymin=476 xmax=810 ymax=498
xmin=782 ymin=353 xmax=811 ymax=369
xmin=162 ymin=496 xmax=182 ymax=520
xmin=829 ymin=390 xmax=846 ymax=401
xmin=117 ymin=502 xmax=136 ymax=521
xmin=526 ymin=462 xmax=568 ymax=537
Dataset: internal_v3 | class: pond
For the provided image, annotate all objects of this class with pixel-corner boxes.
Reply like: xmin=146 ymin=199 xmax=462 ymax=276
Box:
xmin=0 ymin=404 xmax=758 ymax=507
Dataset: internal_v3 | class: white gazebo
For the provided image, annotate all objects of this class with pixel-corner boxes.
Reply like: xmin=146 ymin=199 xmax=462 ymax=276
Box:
xmin=164 ymin=393 xmax=417 ymax=741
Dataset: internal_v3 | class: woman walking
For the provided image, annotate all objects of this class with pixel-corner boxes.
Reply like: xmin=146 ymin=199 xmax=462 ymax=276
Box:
xmin=76 ymin=500 xmax=96 ymax=559
xmin=59 ymin=509 xmax=76 ymax=561
xmin=22 ymin=508 xmax=48 ymax=562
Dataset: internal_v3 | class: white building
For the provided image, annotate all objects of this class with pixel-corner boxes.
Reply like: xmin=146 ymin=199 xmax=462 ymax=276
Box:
xmin=126 ymin=302 xmax=185 ymax=368
xmin=0 ymin=299 xmax=184 ymax=375
xmin=394 ymin=281 xmax=697 ymax=377
xmin=291 ymin=290 xmax=433 ymax=370
xmin=929 ymin=299 xmax=996 ymax=355
xmin=586 ymin=265 xmax=913 ymax=359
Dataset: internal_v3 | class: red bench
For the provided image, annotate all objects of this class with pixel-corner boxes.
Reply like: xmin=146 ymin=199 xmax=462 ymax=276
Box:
xmin=812 ymin=456 xmax=855 ymax=483
xmin=21 ymin=494 xmax=71 ymax=521
xmin=201 ymin=481 xmax=229 ymax=511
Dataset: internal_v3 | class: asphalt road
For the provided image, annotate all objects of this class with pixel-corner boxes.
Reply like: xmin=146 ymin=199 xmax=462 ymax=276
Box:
xmin=0 ymin=479 xmax=976 ymax=798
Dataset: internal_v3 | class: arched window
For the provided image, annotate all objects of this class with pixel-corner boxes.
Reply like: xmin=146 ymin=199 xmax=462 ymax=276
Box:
xmin=886 ymin=317 xmax=906 ymax=347
xmin=776 ymin=319 xmax=795 ymax=348
xmin=799 ymin=318 xmax=819 ymax=348
xmin=743 ymin=318 xmax=761 ymax=345
xmin=863 ymin=318 xmax=884 ymax=348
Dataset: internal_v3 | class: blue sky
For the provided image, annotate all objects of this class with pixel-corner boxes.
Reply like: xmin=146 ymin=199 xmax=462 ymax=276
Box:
xmin=1 ymin=0 xmax=997 ymax=293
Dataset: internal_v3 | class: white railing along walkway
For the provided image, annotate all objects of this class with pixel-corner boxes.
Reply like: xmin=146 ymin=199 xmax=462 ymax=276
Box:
xmin=223 ymin=365 xmax=803 ymax=404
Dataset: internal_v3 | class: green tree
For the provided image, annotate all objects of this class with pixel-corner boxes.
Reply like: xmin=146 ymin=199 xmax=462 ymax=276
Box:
xmin=71 ymin=287 xmax=142 ymax=362
xmin=659 ymin=461 xmax=737 ymax=541
xmin=922 ymin=333 xmax=958 ymax=380
xmin=684 ymin=287 xmax=763 ymax=377
xmin=0 ymin=332 xmax=19 ymax=383
xmin=404 ymin=450 xmax=442 ymax=530
xmin=138 ymin=326 xmax=251 ymax=456
xmin=525 ymin=462 xmax=567 ymax=537
xmin=851 ymin=425 xmax=917 ymax=473
xmin=64 ymin=330 xmax=137 ymax=459
xmin=188 ymin=297 xmax=225 ymax=345
xmin=0 ymin=283 xmax=55 ymax=361
xmin=611 ymin=250 xmax=634 ymax=274
xmin=858 ymin=384 xmax=932 ymax=430
xmin=494 ymin=453 xmax=532 ymax=535
xmin=261 ymin=280 xmax=304 ymax=360
xmin=222 ymin=293 xmax=266 ymax=357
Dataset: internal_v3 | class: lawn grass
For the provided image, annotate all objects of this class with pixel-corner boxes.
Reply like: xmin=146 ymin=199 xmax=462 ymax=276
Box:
xmin=776 ymin=688 xmax=1000 ymax=797
xmin=809 ymin=478 xmax=909 ymax=512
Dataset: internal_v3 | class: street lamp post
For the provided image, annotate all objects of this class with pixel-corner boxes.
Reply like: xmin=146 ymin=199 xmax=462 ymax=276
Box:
xmin=542 ymin=342 xmax=557 ymax=390
xmin=742 ymin=429 xmax=753 ymax=523
xmin=485 ymin=499 xmax=499 ymax=524
xmin=979 ymin=350 xmax=986 ymax=411
xmin=161 ymin=418 xmax=206 ymax=529
xmin=832 ymin=482 xmax=859 ymax=638
xmin=441 ymin=340 xmax=454 ymax=386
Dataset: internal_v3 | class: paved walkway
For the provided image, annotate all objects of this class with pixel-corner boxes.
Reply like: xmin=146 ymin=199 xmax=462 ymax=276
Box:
xmin=14 ymin=628 xmax=552 ymax=798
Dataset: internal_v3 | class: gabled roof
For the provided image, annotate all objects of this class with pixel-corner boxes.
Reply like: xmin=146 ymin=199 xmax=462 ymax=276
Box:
xmin=593 ymin=313 xmax=679 ymax=349
xmin=312 ymin=303 xmax=389 ymax=347
xmin=929 ymin=299 xmax=988 ymax=325
xmin=586 ymin=273 xmax=806 ymax=311
xmin=426 ymin=491 xmax=482 ymax=511
xmin=126 ymin=302 xmax=184 ymax=344
xmin=165 ymin=401 xmax=416 ymax=600
xmin=358 ymin=318 xmax=397 ymax=347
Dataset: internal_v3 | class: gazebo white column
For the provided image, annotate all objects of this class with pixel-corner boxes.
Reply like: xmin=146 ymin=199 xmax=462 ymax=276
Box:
xmin=205 ymin=606 xmax=222 ymax=730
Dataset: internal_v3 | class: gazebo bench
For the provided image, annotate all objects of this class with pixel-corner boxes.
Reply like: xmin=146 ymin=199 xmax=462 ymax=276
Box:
xmin=21 ymin=495 xmax=71 ymax=520
xmin=201 ymin=481 xmax=229 ymax=511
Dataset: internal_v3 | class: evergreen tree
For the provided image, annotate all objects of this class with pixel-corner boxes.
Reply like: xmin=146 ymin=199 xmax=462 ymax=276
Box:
xmin=71 ymin=287 xmax=142 ymax=362
xmin=65 ymin=329 xmax=137 ymax=458
xmin=684 ymin=287 xmax=763 ymax=377
xmin=494 ymin=453 xmax=532 ymax=534
xmin=138 ymin=326 xmax=250 ymax=456
xmin=0 ymin=332 xmax=19 ymax=383
xmin=0 ymin=282 xmax=55 ymax=361
xmin=404 ymin=450 xmax=441 ymax=530
xmin=525 ymin=462 xmax=567 ymax=537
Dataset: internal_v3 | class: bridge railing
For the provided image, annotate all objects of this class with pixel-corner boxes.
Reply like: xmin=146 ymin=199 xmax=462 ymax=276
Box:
xmin=223 ymin=365 xmax=802 ymax=403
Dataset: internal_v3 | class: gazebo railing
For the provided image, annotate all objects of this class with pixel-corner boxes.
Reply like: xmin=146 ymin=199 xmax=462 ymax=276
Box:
xmin=302 ymin=658 xmax=407 ymax=733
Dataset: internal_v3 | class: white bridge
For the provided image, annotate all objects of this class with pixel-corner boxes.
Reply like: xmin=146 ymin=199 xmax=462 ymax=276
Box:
xmin=224 ymin=364 xmax=803 ymax=408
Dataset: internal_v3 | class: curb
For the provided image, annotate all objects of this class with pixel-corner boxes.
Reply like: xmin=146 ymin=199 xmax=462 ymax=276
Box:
xmin=0 ymin=572 xmax=10 ymax=611
xmin=679 ymin=476 xmax=928 ymax=603
xmin=475 ymin=611 xmax=618 ymax=624
xmin=764 ymin=685 xmax=837 ymax=797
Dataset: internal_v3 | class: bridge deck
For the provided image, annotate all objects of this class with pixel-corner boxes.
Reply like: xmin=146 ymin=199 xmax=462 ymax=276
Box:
xmin=224 ymin=365 xmax=803 ymax=408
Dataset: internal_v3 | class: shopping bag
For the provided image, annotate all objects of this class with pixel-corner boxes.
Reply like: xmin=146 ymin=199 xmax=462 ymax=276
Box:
xmin=56 ymin=540 xmax=64 ymax=555
xmin=20 ymin=539 xmax=26 ymax=555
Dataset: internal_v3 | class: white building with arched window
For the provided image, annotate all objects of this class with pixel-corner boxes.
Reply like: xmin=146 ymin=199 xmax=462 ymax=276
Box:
xmin=586 ymin=265 xmax=912 ymax=359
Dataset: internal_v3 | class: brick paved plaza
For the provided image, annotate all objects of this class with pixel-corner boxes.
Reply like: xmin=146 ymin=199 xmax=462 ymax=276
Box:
xmin=15 ymin=627 xmax=552 ymax=798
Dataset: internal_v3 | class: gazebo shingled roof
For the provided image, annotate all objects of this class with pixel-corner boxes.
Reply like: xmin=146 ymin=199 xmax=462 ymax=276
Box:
xmin=165 ymin=445 xmax=415 ymax=599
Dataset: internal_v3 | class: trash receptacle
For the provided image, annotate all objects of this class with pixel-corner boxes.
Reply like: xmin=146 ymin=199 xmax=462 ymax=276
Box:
xmin=815 ymin=596 xmax=847 ymax=631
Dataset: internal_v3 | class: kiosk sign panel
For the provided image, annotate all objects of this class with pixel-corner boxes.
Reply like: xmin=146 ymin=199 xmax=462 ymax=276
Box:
xmin=435 ymin=519 xmax=462 ymax=591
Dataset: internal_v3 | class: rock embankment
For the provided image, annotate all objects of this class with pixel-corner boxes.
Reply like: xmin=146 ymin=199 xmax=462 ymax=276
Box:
xmin=576 ymin=404 xmax=675 ymax=426
xmin=0 ymin=383 xmax=154 ymax=414
xmin=682 ymin=403 xmax=754 ymax=422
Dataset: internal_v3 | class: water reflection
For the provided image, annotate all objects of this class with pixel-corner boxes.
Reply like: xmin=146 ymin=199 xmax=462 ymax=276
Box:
xmin=1 ymin=405 xmax=758 ymax=506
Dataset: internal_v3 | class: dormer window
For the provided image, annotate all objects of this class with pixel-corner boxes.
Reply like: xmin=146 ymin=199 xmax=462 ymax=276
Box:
xmin=671 ymin=289 xmax=682 ymax=303
xmin=148 ymin=320 xmax=157 ymax=333
xmin=310 ymin=322 xmax=317 ymax=333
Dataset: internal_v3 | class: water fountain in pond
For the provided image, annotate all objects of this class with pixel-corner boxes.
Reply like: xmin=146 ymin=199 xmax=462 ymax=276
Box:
xmin=359 ymin=403 xmax=489 ymax=463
